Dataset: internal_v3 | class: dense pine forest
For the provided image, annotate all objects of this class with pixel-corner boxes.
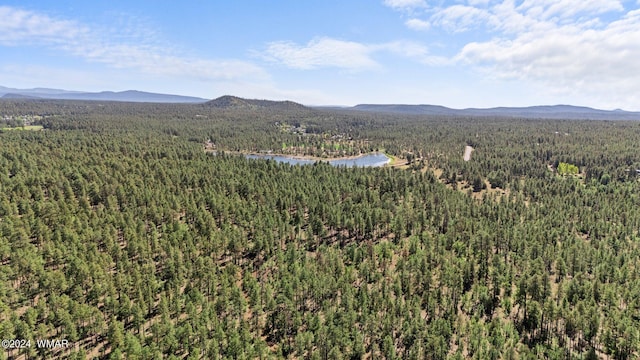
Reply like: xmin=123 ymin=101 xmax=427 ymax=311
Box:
xmin=1 ymin=99 xmax=640 ymax=359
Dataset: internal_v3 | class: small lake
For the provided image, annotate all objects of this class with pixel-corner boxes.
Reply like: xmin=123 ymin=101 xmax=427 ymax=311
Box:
xmin=245 ymin=152 xmax=390 ymax=167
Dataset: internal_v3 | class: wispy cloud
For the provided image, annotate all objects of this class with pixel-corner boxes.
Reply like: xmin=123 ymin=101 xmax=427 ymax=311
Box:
xmin=405 ymin=18 xmax=431 ymax=31
xmin=262 ymin=38 xmax=380 ymax=71
xmin=383 ymin=0 xmax=428 ymax=11
xmin=375 ymin=40 xmax=451 ymax=65
xmin=262 ymin=37 xmax=443 ymax=71
xmin=515 ymin=0 xmax=623 ymax=21
xmin=429 ymin=5 xmax=495 ymax=33
xmin=0 ymin=6 xmax=267 ymax=82
xmin=0 ymin=6 xmax=87 ymax=45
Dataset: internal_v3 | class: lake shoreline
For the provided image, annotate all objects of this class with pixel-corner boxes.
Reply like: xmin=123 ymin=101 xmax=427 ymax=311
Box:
xmin=207 ymin=149 xmax=393 ymax=167
xmin=239 ymin=151 xmax=392 ymax=167
xmin=243 ymin=151 xmax=391 ymax=163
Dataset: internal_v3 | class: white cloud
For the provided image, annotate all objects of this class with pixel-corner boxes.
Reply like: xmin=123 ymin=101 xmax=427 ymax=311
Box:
xmin=467 ymin=0 xmax=490 ymax=5
xmin=262 ymin=37 xmax=442 ymax=70
xmin=387 ymin=0 xmax=640 ymax=108
xmin=71 ymin=42 xmax=265 ymax=82
xmin=455 ymin=6 xmax=640 ymax=109
xmin=0 ymin=6 xmax=87 ymax=45
xmin=405 ymin=18 xmax=431 ymax=30
xmin=490 ymin=0 xmax=556 ymax=34
xmin=377 ymin=40 xmax=451 ymax=65
xmin=375 ymin=40 xmax=429 ymax=57
xmin=383 ymin=0 xmax=428 ymax=10
xmin=516 ymin=0 xmax=623 ymax=20
xmin=263 ymin=38 xmax=380 ymax=71
xmin=404 ymin=0 xmax=624 ymax=34
xmin=430 ymin=5 xmax=495 ymax=32
xmin=0 ymin=6 xmax=267 ymax=82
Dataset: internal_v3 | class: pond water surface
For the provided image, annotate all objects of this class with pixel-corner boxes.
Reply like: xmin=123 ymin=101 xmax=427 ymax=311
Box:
xmin=245 ymin=152 xmax=390 ymax=167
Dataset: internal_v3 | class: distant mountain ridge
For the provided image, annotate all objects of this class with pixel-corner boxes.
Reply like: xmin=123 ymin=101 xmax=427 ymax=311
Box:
xmin=2 ymin=85 xmax=638 ymax=120
xmin=349 ymin=104 xmax=640 ymax=120
xmin=1 ymin=93 xmax=42 ymax=100
xmin=204 ymin=95 xmax=308 ymax=111
xmin=0 ymin=86 xmax=207 ymax=103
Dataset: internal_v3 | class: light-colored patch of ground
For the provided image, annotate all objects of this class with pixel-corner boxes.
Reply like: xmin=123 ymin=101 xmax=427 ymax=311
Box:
xmin=431 ymin=168 xmax=443 ymax=178
xmin=386 ymin=154 xmax=409 ymax=168
xmin=203 ymin=139 xmax=215 ymax=151
xmin=463 ymin=145 xmax=474 ymax=161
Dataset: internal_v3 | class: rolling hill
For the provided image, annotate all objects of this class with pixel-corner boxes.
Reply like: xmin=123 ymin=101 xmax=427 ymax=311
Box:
xmin=0 ymin=86 xmax=207 ymax=103
xmin=348 ymin=103 xmax=640 ymax=120
xmin=3 ymin=85 xmax=639 ymax=120
xmin=204 ymin=95 xmax=309 ymax=111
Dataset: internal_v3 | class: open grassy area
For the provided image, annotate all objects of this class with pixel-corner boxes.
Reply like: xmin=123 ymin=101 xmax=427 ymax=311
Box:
xmin=0 ymin=125 xmax=44 ymax=131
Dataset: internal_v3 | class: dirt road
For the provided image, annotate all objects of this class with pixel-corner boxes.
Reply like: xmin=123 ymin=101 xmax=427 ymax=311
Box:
xmin=463 ymin=145 xmax=474 ymax=161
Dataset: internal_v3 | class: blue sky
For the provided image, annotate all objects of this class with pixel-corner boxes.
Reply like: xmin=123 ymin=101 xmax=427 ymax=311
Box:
xmin=1 ymin=0 xmax=639 ymax=109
